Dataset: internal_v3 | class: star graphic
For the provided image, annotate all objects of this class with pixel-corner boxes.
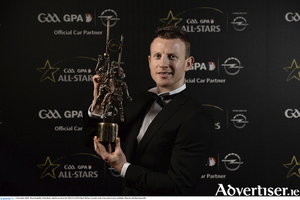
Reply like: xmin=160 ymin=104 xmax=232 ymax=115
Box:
xmin=37 ymin=60 xmax=60 ymax=82
xmin=37 ymin=157 xmax=60 ymax=179
xmin=159 ymin=10 xmax=182 ymax=26
xmin=283 ymin=59 xmax=300 ymax=81
xmin=283 ymin=156 xmax=300 ymax=178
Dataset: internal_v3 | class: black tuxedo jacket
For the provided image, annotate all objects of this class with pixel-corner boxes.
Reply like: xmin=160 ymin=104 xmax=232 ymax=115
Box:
xmin=83 ymin=89 xmax=215 ymax=195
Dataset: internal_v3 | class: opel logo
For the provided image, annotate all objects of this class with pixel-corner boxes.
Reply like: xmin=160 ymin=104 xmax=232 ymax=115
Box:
xmin=222 ymin=57 xmax=243 ymax=75
xmin=222 ymin=153 xmax=243 ymax=171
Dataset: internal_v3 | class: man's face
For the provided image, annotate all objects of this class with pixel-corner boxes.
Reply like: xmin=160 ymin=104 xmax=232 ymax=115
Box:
xmin=148 ymin=38 xmax=194 ymax=93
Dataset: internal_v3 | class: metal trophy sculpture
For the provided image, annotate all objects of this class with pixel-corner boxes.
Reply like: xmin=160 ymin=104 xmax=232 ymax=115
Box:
xmin=91 ymin=19 xmax=132 ymax=143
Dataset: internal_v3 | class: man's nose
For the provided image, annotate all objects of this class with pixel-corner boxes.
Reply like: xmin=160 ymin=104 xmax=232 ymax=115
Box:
xmin=158 ymin=55 xmax=169 ymax=68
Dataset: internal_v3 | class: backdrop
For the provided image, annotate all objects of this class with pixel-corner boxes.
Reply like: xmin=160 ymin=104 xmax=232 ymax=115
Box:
xmin=1 ymin=0 xmax=300 ymax=196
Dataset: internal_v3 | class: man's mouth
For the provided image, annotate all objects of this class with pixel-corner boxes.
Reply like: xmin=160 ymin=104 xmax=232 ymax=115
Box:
xmin=158 ymin=72 xmax=172 ymax=75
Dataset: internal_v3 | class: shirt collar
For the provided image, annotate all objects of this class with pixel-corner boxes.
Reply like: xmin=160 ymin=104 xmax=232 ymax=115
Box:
xmin=148 ymin=84 xmax=186 ymax=97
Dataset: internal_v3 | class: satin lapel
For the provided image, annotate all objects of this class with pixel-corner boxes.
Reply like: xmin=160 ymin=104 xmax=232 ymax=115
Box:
xmin=125 ymin=93 xmax=153 ymax=162
xmin=136 ymin=91 xmax=190 ymax=157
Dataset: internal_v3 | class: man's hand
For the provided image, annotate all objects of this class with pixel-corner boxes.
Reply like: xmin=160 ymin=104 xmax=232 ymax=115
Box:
xmin=92 ymin=75 xmax=102 ymax=99
xmin=91 ymin=74 xmax=115 ymax=115
xmin=91 ymin=75 xmax=103 ymax=114
xmin=93 ymin=136 xmax=127 ymax=173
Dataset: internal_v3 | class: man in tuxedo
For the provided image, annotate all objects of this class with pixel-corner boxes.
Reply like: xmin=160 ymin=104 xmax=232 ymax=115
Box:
xmin=83 ymin=26 xmax=215 ymax=195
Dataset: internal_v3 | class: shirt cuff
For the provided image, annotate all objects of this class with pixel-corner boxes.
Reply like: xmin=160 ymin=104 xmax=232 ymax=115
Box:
xmin=121 ymin=162 xmax=131 ymax=178
xmin=88 ymin=105 xmax=102 ymax=118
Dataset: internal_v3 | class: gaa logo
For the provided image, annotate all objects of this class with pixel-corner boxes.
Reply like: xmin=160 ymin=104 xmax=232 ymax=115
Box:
xmin=285 ymin=109 xmax=300 ymax=118
xmin=285 ymin=12 xmax=300 ymax=22
xmin=38 ymin=13 xmax=61 ymax=23
xmin=64 ymin=68 xmax=76 ymax=73
xmin=39 ymin=109 xmax=61 ymax=119
xmin=37 ymin=13 xmax=93 ymax=23
xmin=38 ymin=110 xmax=83 ymax=119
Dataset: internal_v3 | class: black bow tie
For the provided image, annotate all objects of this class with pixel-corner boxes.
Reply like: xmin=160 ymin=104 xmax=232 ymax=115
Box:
xmin=152 ymin=93 xmax=177 ymax=108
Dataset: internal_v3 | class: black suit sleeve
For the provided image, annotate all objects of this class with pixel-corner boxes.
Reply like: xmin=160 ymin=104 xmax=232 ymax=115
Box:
xmin=82 ymin=110 xmax=100 ymax=147
xmin=124 ymin=109 xmax=215 ymax=195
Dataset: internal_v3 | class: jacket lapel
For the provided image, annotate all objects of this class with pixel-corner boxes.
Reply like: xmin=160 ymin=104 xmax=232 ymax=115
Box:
xmin=136 ymin=91 xmax=190 ymax=157
xmin=125 ymin=92 xmax=153 ymax=162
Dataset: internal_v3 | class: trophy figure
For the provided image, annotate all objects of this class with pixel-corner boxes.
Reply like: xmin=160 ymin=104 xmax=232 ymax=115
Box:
xmin=91 ymin=19 xmax=131 ymax=143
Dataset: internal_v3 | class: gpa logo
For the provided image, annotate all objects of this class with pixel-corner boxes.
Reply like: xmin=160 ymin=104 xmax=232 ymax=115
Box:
xmin=37 ymin=13 xmax=93 ymax=23
xmin=63 ymin=14 xmax=92 ymax=22
xmin=199 ymin=19 xmax=215 ymax=24
xmin=38 ymin=110 xmax=83 ymax=119
xmin=207 ymin=157 xmax=217 ymax=167
xmin=84 ymin=14 xmax=93 ymax=23
xmin=190 ymin=62 xmax=216 ymax=71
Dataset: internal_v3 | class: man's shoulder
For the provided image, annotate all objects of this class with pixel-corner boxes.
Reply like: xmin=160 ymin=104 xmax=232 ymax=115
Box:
xmin=177 ymin=89 xmax=202 ymax=107
xmin=179 ymin=89 xmax=214 ymax=118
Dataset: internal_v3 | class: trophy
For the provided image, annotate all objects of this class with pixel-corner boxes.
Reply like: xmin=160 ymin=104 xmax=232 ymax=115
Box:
xmin=91 ymin=19 xmax=132 ymax=143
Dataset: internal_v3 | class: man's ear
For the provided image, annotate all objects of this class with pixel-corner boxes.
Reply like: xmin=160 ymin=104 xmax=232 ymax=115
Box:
xmin=184 ymin=56 xmax=194 ymax=71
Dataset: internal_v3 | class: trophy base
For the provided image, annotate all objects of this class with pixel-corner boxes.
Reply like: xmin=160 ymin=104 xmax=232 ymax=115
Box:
xmin=96 ymin=122 xmax=119 ymax=143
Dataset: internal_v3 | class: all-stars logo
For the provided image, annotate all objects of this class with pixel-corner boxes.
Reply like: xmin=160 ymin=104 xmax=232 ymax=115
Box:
xmin=37 ymin=157 xmax=60 ymax=179
xmin=283 ymin=59 xmax=300 ymax=81
xmin=37 ymin=153 xmax=102 ymax=179
xmin=159 ymin=8 xmax=223 ymax=33
xmin=283 ymin=156 xmax=300 ymax=178
xmin=37 ymin=60 xmax=60 ymax=82
xmin=159 ymin=10 xmax=182 ymax=26
xmin=36 ymin=57 xmax=96 ymax=83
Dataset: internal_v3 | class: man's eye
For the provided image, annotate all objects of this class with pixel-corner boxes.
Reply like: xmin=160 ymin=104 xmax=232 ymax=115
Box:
xmin=155 ymin=54 xmax=161 ymax=58
xmin=169 ymin=55 xmax=176 ymax=60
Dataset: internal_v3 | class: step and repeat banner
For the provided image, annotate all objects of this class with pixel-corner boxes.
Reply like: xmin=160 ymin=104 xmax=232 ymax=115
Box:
xmin=1 ymin=0 xmax=300 ymax=196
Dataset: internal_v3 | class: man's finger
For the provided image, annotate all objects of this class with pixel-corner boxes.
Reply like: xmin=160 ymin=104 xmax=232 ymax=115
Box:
xmin=115 ymin=137 xmax=121 ymax=150
xmin=107 ymin=142 xmax=112 ymax=153
xmin=93 ymin=137 xmax=109 ymax=157
xmin=93 ymin=136 xmax=99 ymax=151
